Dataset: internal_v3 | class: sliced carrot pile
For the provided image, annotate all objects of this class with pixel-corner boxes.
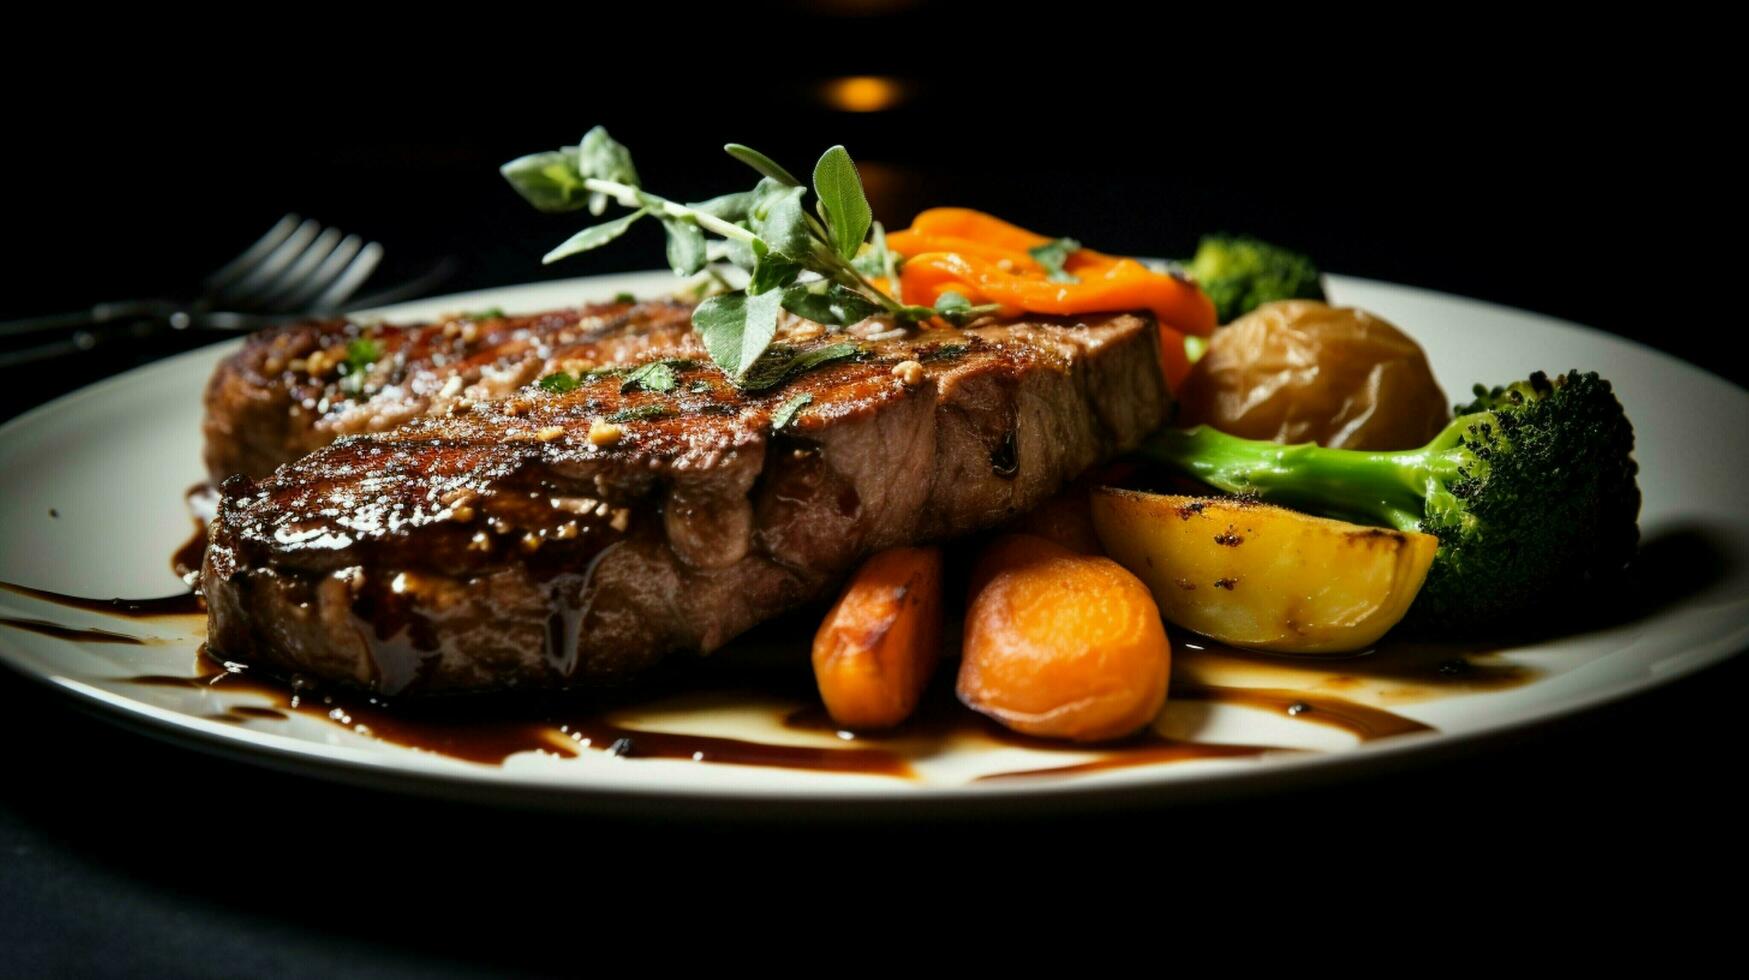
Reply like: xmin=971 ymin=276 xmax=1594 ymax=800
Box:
xmin=958 ymin=535 xmax=1171 ymax=742
xmin=812 ymin=546 xmax=945 ymax=730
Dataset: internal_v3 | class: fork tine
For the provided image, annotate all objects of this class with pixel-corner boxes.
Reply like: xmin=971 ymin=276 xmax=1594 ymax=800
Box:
xmin=307 ymin=241 xmax=384 ymax=313
xmin=270 ymin=233 xmax=364 ymax=313
xmin=254 ymin=226 xmax=343 ymax=312
xmin=215 ymin=218 xmax=322 ymax=307
xmin=203 ymin=214 xmax=301 ymax=291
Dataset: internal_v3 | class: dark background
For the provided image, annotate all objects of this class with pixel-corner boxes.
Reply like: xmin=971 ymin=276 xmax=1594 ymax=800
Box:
xmin=2 ymin=7 xmax=1740 ymax=972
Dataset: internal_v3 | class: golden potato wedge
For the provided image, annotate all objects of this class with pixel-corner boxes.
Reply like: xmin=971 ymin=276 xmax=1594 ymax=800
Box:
xmin=1090 ymin=489 xmax=1437 ymax=654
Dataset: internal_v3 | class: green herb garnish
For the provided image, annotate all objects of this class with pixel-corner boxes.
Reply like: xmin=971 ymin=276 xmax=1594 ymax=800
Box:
xmin=619 ymin=360 xmax=683 ymax=394
xmin=537 ymin=372 xmax=581 ymax=393
xmin=930 ymin=291 xmax=1001 ymax=327
xmin=465 ymin=307 xmax=505 ymax=321
xmin=607 ymin=403 xmax=672 ymax=423
xmin=344 ymin=338 xmax=381 ymax=373
xmin=538 ymin=365 xmax=625 ymax=393
xmin=851 ymin=220 xmax=902 ymax=281
xmin=1028 ymin=237 xmax=1081 ymax=283
xmin=613 ymin=291 xmax=637 ymax=304
xmin=504 ymin=127 xmax=950 ymax=387
xmin=771 ymin=394 xmax=812 ymax=431
xmin=919 ymin=343 xmax=971 ymax=363
xmin=738 ymin=342 xmax=861 ymax=392
xmin=338 ymin=338 xmax=383 ymax=396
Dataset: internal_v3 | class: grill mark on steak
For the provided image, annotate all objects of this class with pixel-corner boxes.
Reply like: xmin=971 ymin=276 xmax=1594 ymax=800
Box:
xmin=201 ymin=300 xmax=697 ymax=481
xmin=202 ymin=311 xmax=1168 ymax=696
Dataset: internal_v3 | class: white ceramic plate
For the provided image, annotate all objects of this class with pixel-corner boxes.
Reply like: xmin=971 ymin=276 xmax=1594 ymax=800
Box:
xmin=3 ymin=272 xmax=1746 ymax=813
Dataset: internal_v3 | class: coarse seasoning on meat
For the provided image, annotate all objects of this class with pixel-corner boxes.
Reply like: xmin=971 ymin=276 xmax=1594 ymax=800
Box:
xmin=200 ymin=305 xmax=1169 ymax=696
xmin=202 ymin=300 xmax=697 ymax=481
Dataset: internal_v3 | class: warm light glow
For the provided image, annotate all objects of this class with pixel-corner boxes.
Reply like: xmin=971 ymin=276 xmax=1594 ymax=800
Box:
xmin=821 ymin=76 xmax=905 ymax=112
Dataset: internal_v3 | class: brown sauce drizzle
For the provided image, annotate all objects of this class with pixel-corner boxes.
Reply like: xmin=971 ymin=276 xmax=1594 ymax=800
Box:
xmin=119 ymin=652 xmax=573 ymax=765
xmin=976 ymin=739 xmax=1280 ymax=782
xmin=171 ymin=522 xmax=207 ymax=587
xmin=8 ymin=576 xmax=1478 ymax=780
xmin=785 ymin=700 xmax=1288 ymax=781
xmin=0 ymin=582 xmax=204 ymax=618
xmin=92 ymin=635 xmax=1466 ymax=780
xmin=173 ymin=482 xmax=217 ymax=586
xmin=0 ymin=616 xmax=151 ymax=645
xmin=0 ymin=489 xmax=1527 ymax=781
xmin=1170 ymin=631 xmax=1536 ymax=704
xmin=1174 ymin=684 xmax=1435 ymax=740
xmin=120 ymin=650 xmax=911 ymax=773
xmin=555 ymin=720 xmax=912 ymax=777
xmin=231 ymin=705 xmax=288 ymax=719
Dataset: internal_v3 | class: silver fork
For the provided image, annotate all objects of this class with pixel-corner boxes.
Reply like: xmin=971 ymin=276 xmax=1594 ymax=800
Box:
xmin=0 ymin=215 xmax=400 ymax=368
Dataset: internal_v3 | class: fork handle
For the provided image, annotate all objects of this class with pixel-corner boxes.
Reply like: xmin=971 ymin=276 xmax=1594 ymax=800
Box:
xmin=0 ymin=299 xmax=175 ymax=340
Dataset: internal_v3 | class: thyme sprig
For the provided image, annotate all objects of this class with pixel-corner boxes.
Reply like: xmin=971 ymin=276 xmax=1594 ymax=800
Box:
xmin=502 ymin=128 xmax=996 ymax=385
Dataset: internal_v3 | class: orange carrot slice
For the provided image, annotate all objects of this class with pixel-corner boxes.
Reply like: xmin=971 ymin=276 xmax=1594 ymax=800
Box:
xmin=959 ymin=535 xmax=1171 ymax=742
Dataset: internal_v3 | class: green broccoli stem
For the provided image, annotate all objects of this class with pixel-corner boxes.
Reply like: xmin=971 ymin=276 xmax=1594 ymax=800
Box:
xmin=1141 ymin=416 xmax=1481 ymax=533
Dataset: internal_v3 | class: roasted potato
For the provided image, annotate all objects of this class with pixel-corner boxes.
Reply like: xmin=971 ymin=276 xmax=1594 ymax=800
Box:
xmin=1090 ymin=489 xmax=1437 ymax=653
xmin=1175 ymin=300 xmax=1449 ymax=450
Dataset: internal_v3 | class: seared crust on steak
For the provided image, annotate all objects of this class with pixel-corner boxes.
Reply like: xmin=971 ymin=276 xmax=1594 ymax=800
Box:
xmin=202 ymin=300 xmax=695 ymax=480
xmin=202 ymin=313 xmax=1168 ymax=695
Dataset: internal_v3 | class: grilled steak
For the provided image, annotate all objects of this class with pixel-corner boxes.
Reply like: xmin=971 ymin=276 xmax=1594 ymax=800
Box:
xmin=202 ymin=299 xmax=695 ymax=480
xmin=202 ymin=313 xmax=1169 ymax=695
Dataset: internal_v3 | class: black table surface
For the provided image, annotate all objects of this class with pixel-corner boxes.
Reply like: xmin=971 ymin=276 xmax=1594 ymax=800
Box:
xmin=4 ymin=19 xmax=1744 ymax=970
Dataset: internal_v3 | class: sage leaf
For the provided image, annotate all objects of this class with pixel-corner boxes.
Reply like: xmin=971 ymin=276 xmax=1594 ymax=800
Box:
xmin=724 ymin=143 xmax=802 ymax=186
xmin=579 ymin=126 xmax=639 ymax=214
xmin=771 ymin=393 xmax=812 ymax=431
xmin=749 ymin=239 xmax=803 ymax=295
xmin=751 ymin=182 xmax=810 ymax=260
xmin=720 ymin=236 xmax=756 ymax=272
xmin=739 ymin=341 xmax=861 ymax=391
xmin=661 ymin=216 xmax=708 ymax=276
xmin=694 ymin=289 xmax=783 ymax=380
xmin=812 ymin=145 xmax=873 ymax=261
xmin=542 ymin=208 xmax=650 ymax=265
xmin=688 ymin=191 xmax=753 ymax=222
xmin=500 ymin=148 xmax=589 ymax=213
xmin=781 ymin=283 xmax=880 ymax=326
xmin=852 ymin=220 xmax=900 ymax=279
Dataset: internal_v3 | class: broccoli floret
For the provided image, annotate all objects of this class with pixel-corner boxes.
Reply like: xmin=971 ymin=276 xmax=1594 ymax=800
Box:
xmin=1185 ymin=234 xmax=1325 ymax=323
xmin=1144 ymin=371 xmax=1640 ymax=632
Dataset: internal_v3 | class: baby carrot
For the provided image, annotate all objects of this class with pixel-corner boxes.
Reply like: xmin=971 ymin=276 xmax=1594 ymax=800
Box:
xmin=812 ymin=546 xmax=945 ymax=730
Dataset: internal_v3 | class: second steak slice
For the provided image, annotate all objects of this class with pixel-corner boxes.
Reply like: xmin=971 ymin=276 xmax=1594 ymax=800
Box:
xmin=203 ymin=314 xmax=1168 ymax=695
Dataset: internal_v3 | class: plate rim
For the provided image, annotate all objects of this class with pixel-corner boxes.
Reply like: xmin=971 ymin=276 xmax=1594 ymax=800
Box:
xmin=3 ymin=270 xmax=1746 ymax=811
